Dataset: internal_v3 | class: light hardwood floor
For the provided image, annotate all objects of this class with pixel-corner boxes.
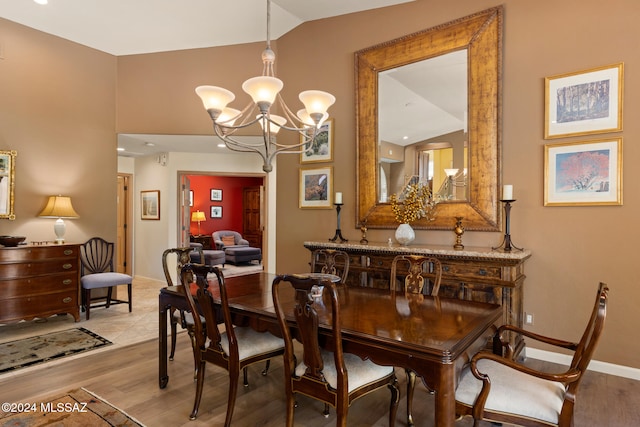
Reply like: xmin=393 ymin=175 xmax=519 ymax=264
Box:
xmin=1 ymin=331 xmax=638 ymax=426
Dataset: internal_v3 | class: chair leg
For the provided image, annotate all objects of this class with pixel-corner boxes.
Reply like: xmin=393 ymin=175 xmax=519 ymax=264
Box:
xmin=127 ymin=283 xmax=132 ymax=312
xmin=261 ymin=359 xmax=271 ymax=376
xmin=389 ymin=376 xmax=400 ymax=427
xmin=323 ymin=403 xmax=330 ymax=417
xmin=169 ymin=308 xmax=178 ymax=361
xmin=406 ymin=368 xmax=416 ymax=426
xmin=84 ymin=288 xmax=91 ymax=320
xmin=225 ymin=367 xmax=240 ymax=427
xmin=243 ymin=366 xmax=249 ymax=387
xmin=106 ymin=287 xmax=113 ymax=308
xmin=189 ymin=361 xmax=206 ymax=420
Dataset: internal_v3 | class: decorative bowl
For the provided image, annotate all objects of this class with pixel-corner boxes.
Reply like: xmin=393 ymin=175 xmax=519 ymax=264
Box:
xmin=0 ymin=236 xmax=26 ymax=247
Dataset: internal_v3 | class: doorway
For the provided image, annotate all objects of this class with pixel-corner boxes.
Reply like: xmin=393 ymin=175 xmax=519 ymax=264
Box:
xmin=178 ymin=172 xmax=266 ymax=257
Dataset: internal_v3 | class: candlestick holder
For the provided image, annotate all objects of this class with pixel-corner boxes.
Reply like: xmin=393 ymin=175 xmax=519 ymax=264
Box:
xmin=329 ymin=203 xmax=348 ymax=243
xmin=453 ymin=217 xmax=465 ymax=250
xmin=492 ymin=199 xmax=523 ymax=252
xmin=359 ymin=219 xmax=368 ymax=245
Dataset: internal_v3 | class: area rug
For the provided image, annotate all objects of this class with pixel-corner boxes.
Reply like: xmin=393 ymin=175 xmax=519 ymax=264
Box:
xmin=0 ymin=328 xmax=112 ymax=374
xmin=0 ymin=387 xmax=145 ymax=426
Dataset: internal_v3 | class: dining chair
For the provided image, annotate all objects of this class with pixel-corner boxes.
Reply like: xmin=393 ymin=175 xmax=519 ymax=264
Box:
xmin=390 ymin=254 xmax=443 ymax=426
xmin=180 ymin=263 xmax=285 ymax=425
xmin=310 ymin=249 xmax=350 ymax=284
xmin=455 ymin=282 xmax=609 ymax=427
xmin=161 ymin=247 xmax=204 ymax=376
xmin=272 ymin=274 xmax=399 ymax=427
xmin=79 ymin=237 xmax=132 ymax=320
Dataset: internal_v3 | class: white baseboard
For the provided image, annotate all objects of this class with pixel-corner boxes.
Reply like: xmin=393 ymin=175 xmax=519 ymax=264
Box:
xmin=526 ymin=348 xmax=640 ymax=381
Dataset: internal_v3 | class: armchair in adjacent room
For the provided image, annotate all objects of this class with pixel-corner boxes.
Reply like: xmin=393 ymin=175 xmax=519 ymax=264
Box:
xmin=212 ymin=230 xmax=249 ymax=249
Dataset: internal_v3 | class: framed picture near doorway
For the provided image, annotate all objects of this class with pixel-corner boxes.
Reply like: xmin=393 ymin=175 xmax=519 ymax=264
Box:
xmin=141 ymin=190 xmax=160 ymax=220
xmin=210 ymin=205 xmax=223 ymax=218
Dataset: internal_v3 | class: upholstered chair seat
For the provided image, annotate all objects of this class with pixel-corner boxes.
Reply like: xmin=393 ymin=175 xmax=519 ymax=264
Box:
xmin=455 ymin=358 xmax=566 ymax=425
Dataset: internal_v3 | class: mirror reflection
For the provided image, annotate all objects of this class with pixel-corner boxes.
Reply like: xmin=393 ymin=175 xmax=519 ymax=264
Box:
xmin=378 ymin=50 xmax=468 ymax=203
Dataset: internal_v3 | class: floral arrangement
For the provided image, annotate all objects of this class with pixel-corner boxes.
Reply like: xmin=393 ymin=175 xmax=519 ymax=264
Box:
xmin=389 ymin=182 xmax=438 ymax=224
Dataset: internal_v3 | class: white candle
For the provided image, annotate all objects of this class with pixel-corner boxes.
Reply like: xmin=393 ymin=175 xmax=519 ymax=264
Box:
xmin=335 ymin=192 xmax=343 ymax=204
xmin=502 ymin=185 xmax=513 ymax=200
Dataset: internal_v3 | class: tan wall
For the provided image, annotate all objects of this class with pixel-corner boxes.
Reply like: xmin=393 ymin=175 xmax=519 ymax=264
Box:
xmin=117 ymin=0 xmax=639 ymax=369
xmin=0 ymin=18 xmax=117 ymax=244
xmin=4 ymin=0 xmax=635 ymax=370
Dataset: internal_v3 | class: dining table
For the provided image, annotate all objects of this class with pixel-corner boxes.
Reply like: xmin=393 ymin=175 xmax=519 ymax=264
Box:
xmin=158 ymin=271 xmax=502 ymax=427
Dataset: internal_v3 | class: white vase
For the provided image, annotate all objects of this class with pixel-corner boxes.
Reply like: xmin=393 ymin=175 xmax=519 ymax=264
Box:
xmin=395 ymin=223 xmax=415 ymax=245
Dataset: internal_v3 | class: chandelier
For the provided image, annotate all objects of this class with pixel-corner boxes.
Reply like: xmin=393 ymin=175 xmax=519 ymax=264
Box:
xmin=195 ymin=0 xmax=336 ymax=173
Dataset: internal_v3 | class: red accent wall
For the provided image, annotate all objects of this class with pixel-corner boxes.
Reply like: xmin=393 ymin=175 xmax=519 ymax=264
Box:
xmin=188 ymin=175 xmax=263 ymax=237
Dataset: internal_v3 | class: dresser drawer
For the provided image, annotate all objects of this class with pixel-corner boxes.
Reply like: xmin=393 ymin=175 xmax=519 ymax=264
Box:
xmin=440 ymin=262 xmax=501 ymax=279
xmin=0 ymin=245 xmax=78 ymax=262
xmin=0 ymin=259 xmax=78 ymax=279
xmin=0 ymin=273 xmax=78 ymax=299
xmin=0 ymin=291 xmax=78 ymax=322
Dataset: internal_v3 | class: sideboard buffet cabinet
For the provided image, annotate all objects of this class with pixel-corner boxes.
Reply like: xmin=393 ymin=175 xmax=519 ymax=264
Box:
xmin=0 ymin=244 xmax=81 ymax=323
xmin=305 ymin=241 xmax=532 ymax=358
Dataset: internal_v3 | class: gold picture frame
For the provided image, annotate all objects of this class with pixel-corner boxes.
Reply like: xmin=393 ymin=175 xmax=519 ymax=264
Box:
xmin=0 ymin=150 xmax=17 ymax=220
xmin=544 ymin=63 xmax=623 ymax=139
xmin=300 ymin=119 xmax=334 ymax=164
xmin=544 ymin=138 xmax=622 ymax=206
xmin=299 ymin=166 xmax=333 ymax=209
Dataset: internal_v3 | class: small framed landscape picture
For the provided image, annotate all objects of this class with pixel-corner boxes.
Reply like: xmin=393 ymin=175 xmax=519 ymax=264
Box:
xmin=544 ymin=63 xmax=623 ymax=139
xmin=544 ymin=138 xmax=622 ymax=206
xmin=300 ymin=119 xmax=334 ymax=163
xmin=210 ymin=206 xmax=223 ymax=218
xmin=210 ymin=189 xmax=222 ymax=201
xmin=299 ymin=166 xmax=333 ymax=209
xmin=141 ymin=190 xmax=160 ymax=220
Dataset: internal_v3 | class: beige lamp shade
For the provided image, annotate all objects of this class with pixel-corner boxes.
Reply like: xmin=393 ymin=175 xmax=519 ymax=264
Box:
xmin=191 ymin=211 xmax=206 ymax=222
xmin=38 ymin=196 xmax=79 ymax=244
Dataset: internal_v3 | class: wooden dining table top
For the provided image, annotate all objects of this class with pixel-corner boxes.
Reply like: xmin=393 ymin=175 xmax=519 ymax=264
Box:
xmin=159 ymin=271 xmax=502 ymax=426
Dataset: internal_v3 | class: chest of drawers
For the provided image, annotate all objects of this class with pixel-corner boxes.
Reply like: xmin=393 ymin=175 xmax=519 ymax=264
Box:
xmin=0 ymin=244 xmax=80 ymax=323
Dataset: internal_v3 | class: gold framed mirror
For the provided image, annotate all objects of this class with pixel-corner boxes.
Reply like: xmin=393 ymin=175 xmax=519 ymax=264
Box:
xmin=356 ymin=6 xmax=503 ymax=230
xmin=0 ymin=150 xmax=17 ymax=220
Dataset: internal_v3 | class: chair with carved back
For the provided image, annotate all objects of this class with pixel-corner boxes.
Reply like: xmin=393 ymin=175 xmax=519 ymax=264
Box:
xmin=79 ymin=237 xmax=132 ymax=320
xmin=455 ymin=282 xmax=609 ymax=427
xmin=272 ymin=274 xmax=399 ymax=427
xmin=310 ymin=249 xmax=350 ymax=284
xmin=161 ymin=246 xmax=204 ymax=376
xmin=390 ymin=254 xmax=443 ymax=426
xmin=180 ymin=263 xmax=285 ymax=425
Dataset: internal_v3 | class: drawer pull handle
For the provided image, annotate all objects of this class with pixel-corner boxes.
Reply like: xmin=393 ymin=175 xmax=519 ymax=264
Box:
xmin=62 ymin=263 xmax=72 ymax=270
xmin=64 ymin=250 xmax=73 ymax=256
xmin=62 ymin=279 xmax=72 ymax=285
xmin=63 ymin=297 xmax=72 ymax=303
xmin=478 ymin=269 xmax=487 ymax=276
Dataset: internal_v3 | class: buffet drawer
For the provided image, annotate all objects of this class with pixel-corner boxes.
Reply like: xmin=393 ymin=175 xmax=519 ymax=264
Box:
xmin=0 ymin=291 xmax=78 ymax=323
xmin=0 ymin=245 xmax=78 ymax=262
xmin=0 ymin=273 xmax=78 ymax=299
xmin=0 ymin=259 xmax=78 ymax=278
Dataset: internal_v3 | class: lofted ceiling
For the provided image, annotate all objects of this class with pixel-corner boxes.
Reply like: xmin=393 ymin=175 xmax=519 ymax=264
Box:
xmin=1 ymin=0 xmax=439 ymax=158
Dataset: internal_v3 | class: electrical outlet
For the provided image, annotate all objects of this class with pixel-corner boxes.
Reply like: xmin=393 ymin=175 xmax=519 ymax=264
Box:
xmin=525 ymin=312 xmax=534 ymax=325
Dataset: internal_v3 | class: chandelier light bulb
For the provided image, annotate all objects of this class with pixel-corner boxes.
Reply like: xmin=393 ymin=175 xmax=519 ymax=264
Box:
xmin=242 ymin=76 xmax=283 ymax=109
xmin=299 ymin=90 xmax=336 ymax=117
xmin=257 ymin=114 xmax=287 ymax=134
xmin=218 ymin=108 xmax=241 ymax=126
xmin=195 ymin=86 xmax=235 ymax=118
xmin=297 ymin=109 xmax=328 ymax=128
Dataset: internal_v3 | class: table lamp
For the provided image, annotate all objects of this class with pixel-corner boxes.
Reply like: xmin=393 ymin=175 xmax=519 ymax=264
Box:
xmin=38 ymin=195 xmax=79 ymax=244
xmin=191 ymin=210 xmax=206 ymax=236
